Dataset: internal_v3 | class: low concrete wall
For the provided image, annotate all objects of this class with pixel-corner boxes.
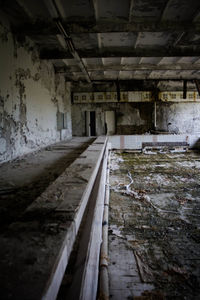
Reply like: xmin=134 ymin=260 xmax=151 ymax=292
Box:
xmin=0 ymin=137 xmax=107 ymax=300
xmin=109 ymin=135 xmax=200 ymax=150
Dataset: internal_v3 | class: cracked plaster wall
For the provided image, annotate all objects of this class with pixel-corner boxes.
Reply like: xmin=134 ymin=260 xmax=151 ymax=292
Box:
xmin=156 ymin=102 xmax=200 ymax=134
xmin=72 ymin=100 xmax=200 ymax=136
xmin=0 ymin=16 xmax=72 ymax=163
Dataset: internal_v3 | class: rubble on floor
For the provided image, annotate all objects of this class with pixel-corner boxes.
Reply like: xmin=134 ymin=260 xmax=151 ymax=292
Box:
xmin=108 ymin=151 xmax=200 ymax=299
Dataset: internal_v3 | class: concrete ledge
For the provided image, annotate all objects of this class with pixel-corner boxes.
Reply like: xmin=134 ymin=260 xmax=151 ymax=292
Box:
xmin=80 ymin=143 xmax=108 ymax=300
xmin=0 ymin=137 xmax=107 ymax=300
xmin=109 ymin=134 xmax=200 ymax=150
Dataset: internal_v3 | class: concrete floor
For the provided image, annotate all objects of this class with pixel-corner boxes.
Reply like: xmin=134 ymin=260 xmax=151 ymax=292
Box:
xmin=0 ymin=137 xmax=94 ymax=231
xmin=109 ymin=150 xmax=200 ymax=300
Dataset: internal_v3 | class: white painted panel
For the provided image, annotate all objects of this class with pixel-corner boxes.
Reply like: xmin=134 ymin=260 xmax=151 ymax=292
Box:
xmin=105 ymin=111 xmax=115 ymax=135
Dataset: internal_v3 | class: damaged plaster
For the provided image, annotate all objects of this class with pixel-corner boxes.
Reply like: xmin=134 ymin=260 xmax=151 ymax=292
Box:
xmin=72 ymin=102 xmax=154 ymax=136
xmin=156 ymin=102 xmax=200 ymax=134
xmin=0 ymin=18 xmax=72 ymax=163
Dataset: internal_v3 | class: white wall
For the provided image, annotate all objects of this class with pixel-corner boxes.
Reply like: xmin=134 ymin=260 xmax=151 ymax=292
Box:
xmin=109 ymin=135 xmax=200 ymax=150
xmin=156 ymin=102 xmax=200 ymax=134
xmin=0 ymin=15 xmax=72 ymax=163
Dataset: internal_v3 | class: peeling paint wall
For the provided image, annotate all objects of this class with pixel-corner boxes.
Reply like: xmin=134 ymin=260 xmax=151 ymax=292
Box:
xmin=0 ymin=16 xmax=72 ymax=163
xmin=116 ymin=103 xmax=153 ymax=134
xmin=72 ymin=100 xmax=200 ymax=136
xmin=72 ymin=102 xmax=153 ymax=136
xmin=156 ymin=102 xmax=200 ymax=134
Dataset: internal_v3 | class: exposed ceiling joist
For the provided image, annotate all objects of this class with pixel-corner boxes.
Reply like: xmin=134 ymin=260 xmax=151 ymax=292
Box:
xmin=159 ymin=0 xmax=171 ymax=22
xmin=129 ymin=0 xmax=135 ymax=22
xmin=173 ymin=32 xmax=185 ymax=47
xmin=91 ymin=0 xmax=99 ymax=21
xmin=55 ymin=63 xmax=200 ymax=72
xmin=40 ymin=47 xmax=200 ymax=59
xmin=3 ymin=0 xmax=200 ymax=83
xmin=43 ymin=0 xmax=91 ymax=83
xmin=14 ymin=21 xmax=200 ymax=36
xmin=55 ymin=19 xmax=91 ymax=83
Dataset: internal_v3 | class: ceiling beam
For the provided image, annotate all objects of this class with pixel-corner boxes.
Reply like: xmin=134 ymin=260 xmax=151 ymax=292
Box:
xmin=159 ymin=0 xmax=171 ymax=22
xmin=16 ymin=0 xmax=35 ymax=19
xmin=91 ymin=0 xmax=99 ymax=21
xmin=85 ymin=64 xmax=200 ymax=71
xmin=55 ymin=20 xmax=91 ymax=83
xmin=66 ymin=74 xmax=200 ymax=81
xmin=129 ymin=0 xmax=135 ymax=22
xmin=173 ymin=32 xmax=185 ymax=47
xmin=43 ymin=0 xmax=59 ymax=18
xmin=193 ymin=9 xmax=200 ymax=22
xmin=43 ymin=0 xmax=91 ymax=83
xmin=40 ymin=47 xmax=200 ymax=59
xmin=14 ymin=21 xmax=200 ymax=35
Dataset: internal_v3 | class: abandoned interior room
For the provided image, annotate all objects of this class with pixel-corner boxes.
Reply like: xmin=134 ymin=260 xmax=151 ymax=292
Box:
xmin=1 ymin=0 xmax=200 ymax=299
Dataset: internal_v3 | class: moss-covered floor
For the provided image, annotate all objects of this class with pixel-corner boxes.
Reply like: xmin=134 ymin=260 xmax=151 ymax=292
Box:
xmin=108 ymin=151 xmax=200 ymax=300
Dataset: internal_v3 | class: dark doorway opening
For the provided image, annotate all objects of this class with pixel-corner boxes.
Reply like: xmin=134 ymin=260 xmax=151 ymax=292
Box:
xmin=90 ymin=111 xmax=96 ymax=136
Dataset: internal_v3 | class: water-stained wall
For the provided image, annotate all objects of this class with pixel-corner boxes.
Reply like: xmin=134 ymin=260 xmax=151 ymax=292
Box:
xmin=156 ymin=102 xmax=200 ymax=134
xmin=0 ymin=16 xmax=72 ymax=163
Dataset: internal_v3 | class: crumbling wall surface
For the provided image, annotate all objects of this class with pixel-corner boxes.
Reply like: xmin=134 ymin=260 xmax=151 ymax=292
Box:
xmin=0 ymin=18 xmax=72 ymax=163
xmin=72 ymin=102 xmax=153 ymax=136
xmin=156 ymin=102 xmax=200 ymax=134
xmin=116 ymin=103 xmax=153 ymax=134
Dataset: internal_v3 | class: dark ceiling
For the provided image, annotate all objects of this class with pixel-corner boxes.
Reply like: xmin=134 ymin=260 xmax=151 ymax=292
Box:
xmin=1 ymin=0 xmax=200 ymax=83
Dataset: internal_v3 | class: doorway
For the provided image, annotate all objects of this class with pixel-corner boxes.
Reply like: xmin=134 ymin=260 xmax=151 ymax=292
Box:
xmin=85 ymin=111 xmax=96 ymax=136
xmin=105 ymin=111 xmax=115 ymax=135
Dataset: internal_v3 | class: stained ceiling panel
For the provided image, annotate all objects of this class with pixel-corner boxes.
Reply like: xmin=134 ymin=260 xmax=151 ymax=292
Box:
xmin=177 ymin=57 xmax=199 ymax=64
xmin=119 ymin=71 xmax=135 ymax=80
xmin=137 ymin=32 xmax=173 ymax=47
xmin=83 ymin=58 xmax=103 ymax=66
xmin=180 ymin=33 xmax=200 ymax=46
xmin=148 ymin=70 xmax=167 ymax=78
xmin=96 ymin=0 xmax=130 ymax=21
xmin=130 ymin=0 xmax=166 ymax=20
xmin=140 ymin=57 xmax=163 ymax=64
xmin=161 ymin=0 xmax=200 ymax=21
xmin=100 ymin=32 xmax=137 ymax=48
xmin=158 ymin=57 xmax=180 ymax=64
xmin=71 ymin=33 xmax=98 ymax=50
xmin=103 ymin=71 xmax=119 ymax=79
xmin=2 ymin=0 xmax=200 ymax=82
xmin=121 ymin=57 xmax=141 ymax=64
xmin=102 ymin=58 xmax=121 ymax=66
xmin=55 ymin=0 xmax=95 ymax=21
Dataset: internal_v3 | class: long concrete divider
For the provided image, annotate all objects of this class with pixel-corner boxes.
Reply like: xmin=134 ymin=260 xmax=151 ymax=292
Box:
xmin=0 ymin=137 xmax=107 ymax=300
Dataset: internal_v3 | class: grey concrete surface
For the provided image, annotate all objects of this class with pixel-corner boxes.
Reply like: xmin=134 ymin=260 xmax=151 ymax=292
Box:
xmin=0 ymin=137 xmax=106 ymax=300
